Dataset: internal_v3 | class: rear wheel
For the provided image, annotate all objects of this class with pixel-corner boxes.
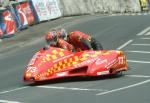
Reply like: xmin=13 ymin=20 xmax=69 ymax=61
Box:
xmin=91 ymin=38 xmax=103 ymax=50
xmin=116 ymin=71 xmax=123 ymax=76
xmin=110 ymin=69 xmax=124 ymax=78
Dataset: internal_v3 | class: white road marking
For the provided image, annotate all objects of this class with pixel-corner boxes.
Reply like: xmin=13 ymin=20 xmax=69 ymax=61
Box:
xmin=116 ymin=40 xmax=133 ymax=50
xmin=137 ymin=26 xmax=150 ymax=35
xmin=126 ymin=75 xmax=150 ymax=78
xmin=96 ymin=79 xmax=150 ymax=95
xmin=0 ymin=100 xmax=22 ymax=103
xmin=0 ymin=87 xmax=28 ymax=95
xmin=36 ymin=86 xmax=108 ymax=92
xmin=141 ymin=38 xmax=150 ymax=40
xmin=127 ymin=60 xmax=150 ymax=64
xmin=125 ymin=50 xmax=150 ymax=54
xmin=132 ymin=44 xmax=150 ymax=46
xmin=145 ymin=31 xmax=150 ymax=35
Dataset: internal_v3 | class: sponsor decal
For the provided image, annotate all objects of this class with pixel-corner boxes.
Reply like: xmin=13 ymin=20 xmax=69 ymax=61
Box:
xmin=32 ymin=0 xmax=49 ymax=21
xmin=96 ymin=59 xmax=107 ymax=65
xmin=3 ymin=10 xmax=16 ymax=35
xmin=37 ymin=72 xmax=48 ymax=77
xmin=97 ymin=71 xmax=109 ymax=75
xmin=20 ymin=1 xmax=35 ymax=25
xmin=105 ymin=58 xmax=118 ymax=69
xmin=45 ymin=0 xmax=62 ymax=19
xmin=57 ymin=72 xmax=67 ymax=77
xmin=16 ymin=5 xmax=28 ymax=26
xmin=53 ymin=54 xmax=73 ymax=63
xmin=27 ymin=67 xmax=37 ymax=73
xmin=74 ymin=58 xmax=97 ymax=68
xmin=118 ymin=56 xmax=124 ymax=64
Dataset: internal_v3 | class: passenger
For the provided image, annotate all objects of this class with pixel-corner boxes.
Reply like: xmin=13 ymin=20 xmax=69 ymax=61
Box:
xmin=44 ymin=30 xmax=75 ymax=52
xmin=57 ymin=28 xmax=103 ymax=51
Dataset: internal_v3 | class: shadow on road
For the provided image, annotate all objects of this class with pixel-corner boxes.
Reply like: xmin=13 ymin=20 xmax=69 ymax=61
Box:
xmin=25 ymin=74 xmax=124 ymax=86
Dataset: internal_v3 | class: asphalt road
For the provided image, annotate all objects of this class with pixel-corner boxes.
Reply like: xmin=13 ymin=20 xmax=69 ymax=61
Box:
xmin=1 ymin=14 xmax=150 ymax=103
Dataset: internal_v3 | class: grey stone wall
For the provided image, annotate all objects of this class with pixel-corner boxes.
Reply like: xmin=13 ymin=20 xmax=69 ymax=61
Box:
xmin=58 ymin=0 xmax=141 ymax=16
xmin=0 ymin=0 xmax=142 ymax=16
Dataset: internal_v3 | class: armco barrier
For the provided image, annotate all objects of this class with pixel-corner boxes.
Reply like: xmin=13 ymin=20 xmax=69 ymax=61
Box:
xmin=29 ymin=0 xmax=50 ymax=22
xmin=0 ymin=8 xmax=16 ymax=39
xmin=16 ymin=0 xmax=26 ymax=2
xmin=0 ymin=9 xmax=5 ymax=38
xmin=28 ymin=0 xmax=39 ymax=23
xmin=44 ymin=0 xmax=62 ymax=20
xmin=22 ymin=0 xmax=62 ymax=24
xmin=28 ymin=0 xmax=62 ymax=22
xmin=12 ymin=2 xmax=28 ymax=30
xmin=20 ymin=1 xmax=35 ymax=25
xmin=15 ymin=2 xmax=28 ymax=29
xmin=6 ymin=4 xmax=22 ymax=31
xmin=3 ymin=10 xmax=16 ymax=36
xmin=0 ymin=0 xmax=142 ymax=40
xmin=0 ymin=27 xmax=3 ymax=37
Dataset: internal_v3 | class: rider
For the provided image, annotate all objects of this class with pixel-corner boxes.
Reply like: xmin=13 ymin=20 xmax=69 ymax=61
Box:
xmin=57 ymin=29 xmax=103 ymax=51
xmin=45 ymin=30 xmax=75 ymax=52
xmin=57 ymin=38 xmax=76 ymax=52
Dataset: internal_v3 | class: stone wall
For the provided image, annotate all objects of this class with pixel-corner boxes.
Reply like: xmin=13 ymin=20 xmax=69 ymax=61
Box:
xmin=58 ymin=0 xmax=141 ymax=16
xmin=0 ymin=0 xmax=142 ymax=16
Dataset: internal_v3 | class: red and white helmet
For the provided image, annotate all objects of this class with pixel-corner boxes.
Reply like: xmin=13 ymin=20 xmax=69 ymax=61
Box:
xmin=45 ymin=31 xmax=58 ymax=42
xmin=57 ymin=28 xmax=68 ymax=40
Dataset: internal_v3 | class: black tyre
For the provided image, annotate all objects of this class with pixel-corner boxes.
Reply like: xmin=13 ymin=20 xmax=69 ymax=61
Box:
xmin=91 ymin=38 xmax=103 ymax=50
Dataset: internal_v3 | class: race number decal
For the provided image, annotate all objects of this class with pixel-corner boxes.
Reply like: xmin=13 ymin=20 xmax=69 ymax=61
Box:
xmin=27 ymin=67 xmax=37 ymax=73
xmin=118 ymin=57 xmax=124 ymax=64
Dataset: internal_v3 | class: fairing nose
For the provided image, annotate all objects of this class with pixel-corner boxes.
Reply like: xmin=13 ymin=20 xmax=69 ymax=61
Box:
xmin=24 ymin=76 xmax=35 ymax=81
xmin=24 ymin=66 xmax=39 ymax=81
xmin=23 ymin=72 xmax=36 ymax=81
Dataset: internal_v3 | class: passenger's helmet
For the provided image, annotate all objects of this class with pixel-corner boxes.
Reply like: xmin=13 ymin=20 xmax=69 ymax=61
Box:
xmin=45 ymin=31 xmax=58 ymax=42
xmin=57 ymin=28 xmax=68 ymax=40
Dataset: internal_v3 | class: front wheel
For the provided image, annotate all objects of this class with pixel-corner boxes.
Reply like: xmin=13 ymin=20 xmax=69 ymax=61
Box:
xmin=111 ymin=71 xmax=124 ymax=78
xmin=116 ymin=71 xmax=123 ymax=76
xmin=91 ymin=38 xmax=103 ymax=50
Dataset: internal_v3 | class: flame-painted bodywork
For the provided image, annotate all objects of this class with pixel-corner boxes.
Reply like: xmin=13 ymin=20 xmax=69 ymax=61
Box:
xmin=24 ymin=47 xmax=128 ymax=82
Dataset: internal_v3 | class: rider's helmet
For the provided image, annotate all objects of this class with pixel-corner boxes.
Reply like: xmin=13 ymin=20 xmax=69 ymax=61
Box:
xmin=57 ymin=28 xmax=68 ymax=41
xmin=45 ymin=31 xmax=58 ymax=45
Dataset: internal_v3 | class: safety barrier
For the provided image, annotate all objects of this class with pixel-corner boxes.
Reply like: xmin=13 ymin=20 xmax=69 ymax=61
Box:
xmin=29 ymin=0 xmax=61 ymax=22
xmin=20 ymin=1 xmax=35 ymax=25
xmin=0 ymin=7 xmax=16 ymax=39
xmin=0 ymin=0 xmax=62 ymax=39
xmin=13 ymin=2 xmax=28 ymax=29
xmin=0 ymin=0 xmax=142 ymax=39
